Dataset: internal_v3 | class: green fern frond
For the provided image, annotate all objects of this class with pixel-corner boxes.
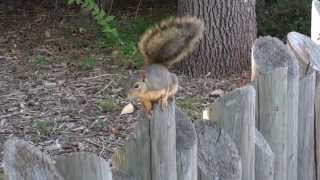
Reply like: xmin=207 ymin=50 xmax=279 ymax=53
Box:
xmin=66 ymin=0 xmax=139 ymax=62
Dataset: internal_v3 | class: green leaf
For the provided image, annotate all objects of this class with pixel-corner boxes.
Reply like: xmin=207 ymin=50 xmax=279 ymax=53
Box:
xmin=88 ymin=1 xmax=96 ymax=11
xmin=105 ymin=16 xmax=115 ymax=22
xmin=93 ymin=6 xmax=100 ymax=15
xmin=97 ymin=10 xmax=106 ymax=20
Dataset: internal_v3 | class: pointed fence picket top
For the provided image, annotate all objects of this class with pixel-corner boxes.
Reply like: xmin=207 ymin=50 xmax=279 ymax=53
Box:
xmin=209 ymin=85 xmax=255 ymax=180
xmin=287 ymin=31 xmax=320 ymax=180
xmin=312 ymin=0 xmax=320 ymax=45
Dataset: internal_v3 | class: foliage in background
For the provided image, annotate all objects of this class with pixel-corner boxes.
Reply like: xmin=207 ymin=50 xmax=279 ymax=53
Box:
xmin=257 ymin=1 xmax=311 ymax=39
xmin=66 ymin=0 xmax=155 ymax=67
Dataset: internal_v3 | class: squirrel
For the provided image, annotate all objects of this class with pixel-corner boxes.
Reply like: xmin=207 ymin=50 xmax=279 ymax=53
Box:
xmin=127 ymin=16 xmax=204 ymax=117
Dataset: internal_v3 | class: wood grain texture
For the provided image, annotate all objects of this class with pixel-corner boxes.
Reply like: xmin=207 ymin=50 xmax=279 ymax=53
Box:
xmin=254 ymin=68 xmax=288 ymax=180
xmin=112 ymin=169 xmax=133 ymax=180
xmin=252 ymin=36 xmax=290 ymax=180
xmin=287 ymin=32 xmax=320 ymax=75
xmin=195 ymin=121 xmax=242 ymax=180
xmin=112 ymin=103 xmax=197 ymax=180
xmin=111 ymin=114 xmax=151 ymax=180
xmin=3 ymin=138 xmax=63 ymax=180
xmin=312 ymin=0 xmax=320 ymax=45
xmin=210 ymin=85 xmax=255 ymax=180
xmin=316 ymin=74 xmax=320 ymax=180
xmin=150 ymin=102 xmax=177 ymax=180
xmin=255 ymin=129 xmax=275 ymax=180
xmin=55 ymin=152 xmax=112 ymax=180
xmin=286 ymin=55 xmax=299 ymax=180
xmin=287 ymin=32 xmax=320 ymax=180
xmin=176 ymin=108 xmax=197 ymax=180
xmin=298 ymin=72 xmax=316 ymax=180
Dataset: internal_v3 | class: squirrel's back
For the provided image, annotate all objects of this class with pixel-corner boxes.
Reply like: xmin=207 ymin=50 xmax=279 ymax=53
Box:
xmin=139 ymin=16 xmax=204 ymax=67
xmin=144 ymin=64 xmax=172 ymax=90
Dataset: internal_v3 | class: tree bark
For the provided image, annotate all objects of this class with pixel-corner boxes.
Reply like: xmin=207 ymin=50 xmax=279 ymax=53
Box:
xmin=177 ymin=0 xmax=256 ymax=77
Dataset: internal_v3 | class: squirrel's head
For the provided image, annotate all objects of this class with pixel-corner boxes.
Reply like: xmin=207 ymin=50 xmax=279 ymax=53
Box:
xmin=127 ymin=81 xmax=148 ymax=99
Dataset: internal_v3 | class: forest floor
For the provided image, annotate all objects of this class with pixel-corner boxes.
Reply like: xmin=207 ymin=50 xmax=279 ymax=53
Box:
xmin=0 ymin=0 xmax=250 ymax=176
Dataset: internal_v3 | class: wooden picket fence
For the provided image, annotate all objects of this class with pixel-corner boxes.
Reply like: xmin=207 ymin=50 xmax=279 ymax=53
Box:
xmin=3 ymin=0 xmax=320 ymax=180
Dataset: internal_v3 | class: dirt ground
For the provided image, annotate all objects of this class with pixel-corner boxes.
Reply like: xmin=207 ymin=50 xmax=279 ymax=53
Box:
xmin=0 ymin=0 xmax=250 ymax=174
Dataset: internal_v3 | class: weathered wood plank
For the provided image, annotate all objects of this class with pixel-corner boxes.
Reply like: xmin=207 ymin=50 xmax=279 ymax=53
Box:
xmin=253 ymin=68 xmax=288 ymax=180
xmin=112 ymin=169 xmax=133 ymax=180
xmin=3 ymin=138 xmax=63 ymax=180
xmin=176 ymin=108 xmax=197 ymax=180
xmin=287 ymin=32 xmax=320 ymax=180
xmin=55 ymin=152 xmax=112 ymax=180
xmin=316 ymin=74 xmax=320 ymax=180
xmin=112 ymin=103 xmax=196 ymax=180
xmin=195 ymin=121 xmax=242 ymax=180
xmin=312 ymin=0 xmax=320 ymax=45
xmin=287 ymin=32 xmax=320 ymax=75
xmin=251 ymin=36 xmax=289 ymax=180
xmin=298 ymin=72 xmax=316 ymax=180
xmin=111 ymin=114 xmax=150 ymax=180
xmin=150 ymin=102 xmax=177 ymax=180
xmin=286 ymin=56 xmax=299 ymax=180
xmin=210 ymin=85 xmax=255 ymax=180
xmin=283 ymin=35 xmax=300 ymax=180
xmin=255 ymin=129 xmax=275 ymax=180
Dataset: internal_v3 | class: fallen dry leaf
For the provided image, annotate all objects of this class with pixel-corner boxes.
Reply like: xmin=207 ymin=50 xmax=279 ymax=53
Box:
xmin=210 ymin=89 xmax=225 ymax=98
xmin=120 ymin=103 xmax=134 ymax=115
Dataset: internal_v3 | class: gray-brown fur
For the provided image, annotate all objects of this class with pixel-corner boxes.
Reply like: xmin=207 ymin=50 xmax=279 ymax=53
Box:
xmin=142 ymin=64 xmax=178 ymax=94
xmin=139 ymin=16 xmax=204 ymax=67
xmin=128 ymin=17 xmax=203 ymax=115
xmin=144 ymin=64 xmax=172 ymax=90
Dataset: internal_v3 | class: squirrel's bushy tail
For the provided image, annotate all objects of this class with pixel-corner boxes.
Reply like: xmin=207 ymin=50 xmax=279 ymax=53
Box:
xmin=138 ymin=16 xmax=204 ymax=67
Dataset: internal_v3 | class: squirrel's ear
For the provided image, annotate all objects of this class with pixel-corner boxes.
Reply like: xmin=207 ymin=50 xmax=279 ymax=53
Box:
xmin=138 ymin=16 xmax=204 ymax=67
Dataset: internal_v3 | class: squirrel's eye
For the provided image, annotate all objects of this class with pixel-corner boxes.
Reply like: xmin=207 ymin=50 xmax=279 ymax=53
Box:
xmin=134 ymin=84 xmax=139 ymax=89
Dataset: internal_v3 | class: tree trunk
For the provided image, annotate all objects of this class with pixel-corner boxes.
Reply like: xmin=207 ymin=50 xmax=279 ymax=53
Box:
xmin=177 ymin=0 xmax=256 ymax=77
